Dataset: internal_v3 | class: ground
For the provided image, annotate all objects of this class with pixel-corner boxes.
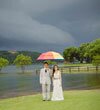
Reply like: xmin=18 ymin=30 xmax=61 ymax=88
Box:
xmin=0 ymin=89 xmax=100 ymax=110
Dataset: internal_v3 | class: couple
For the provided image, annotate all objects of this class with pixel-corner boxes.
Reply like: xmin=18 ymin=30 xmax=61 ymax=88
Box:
xmin=40 ymin=62 xmax=64 ymax=101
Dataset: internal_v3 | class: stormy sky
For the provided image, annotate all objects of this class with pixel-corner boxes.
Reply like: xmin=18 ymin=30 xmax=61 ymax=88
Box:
xmin=0 ymin=0 xmax=100 ymax=52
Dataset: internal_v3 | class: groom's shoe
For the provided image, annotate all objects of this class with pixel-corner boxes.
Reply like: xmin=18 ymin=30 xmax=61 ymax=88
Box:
xmin=43 ymin=99 xmax=46 ymax=101
xmin=43 ymin=100 xmax=46 ymax=101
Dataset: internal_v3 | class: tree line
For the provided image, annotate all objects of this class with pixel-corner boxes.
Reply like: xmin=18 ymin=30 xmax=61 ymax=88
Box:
xmin=0 ymin=51 xmax=40 ymax=73
xmin=63 ymin=38 xmax=100 ymax=65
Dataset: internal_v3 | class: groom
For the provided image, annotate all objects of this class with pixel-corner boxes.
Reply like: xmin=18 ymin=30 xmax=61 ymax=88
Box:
xmin=40 ymin=62 xmax=51 ymax=101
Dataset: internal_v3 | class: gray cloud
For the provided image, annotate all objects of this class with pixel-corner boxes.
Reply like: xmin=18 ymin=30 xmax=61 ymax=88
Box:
xmin=0 ymin=0 xmax=80 ymax=14
xmin=0 ymin=9 xmax=75 ymax=43
xmin=35 ymin=0 xmax=100 ymax=43
xmin=0 ymin=0 xmax=100 ymax=52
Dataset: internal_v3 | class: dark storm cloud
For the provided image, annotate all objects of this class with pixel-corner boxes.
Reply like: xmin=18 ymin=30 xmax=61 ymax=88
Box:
xmin=0 ymin=0 xmax=100 ymax=52
xmin=35 ymin=0 xmax=100 ymax=43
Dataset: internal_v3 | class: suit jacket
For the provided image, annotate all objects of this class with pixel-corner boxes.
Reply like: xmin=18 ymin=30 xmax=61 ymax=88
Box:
xmin=40 ymin=68 xmax=52 ymax=84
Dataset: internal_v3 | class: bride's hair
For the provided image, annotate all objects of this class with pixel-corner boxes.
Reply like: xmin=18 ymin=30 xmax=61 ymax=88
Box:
xmin=52 ymin=65 xmax=59 ymax=78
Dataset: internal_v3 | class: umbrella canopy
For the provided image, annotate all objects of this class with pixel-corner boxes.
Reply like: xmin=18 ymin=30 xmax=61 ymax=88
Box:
xmin=37 ymin=51 xmax=64 ymax=60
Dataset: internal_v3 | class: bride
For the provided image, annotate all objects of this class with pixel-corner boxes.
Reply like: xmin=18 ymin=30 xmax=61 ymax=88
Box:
xmin=51 ymin=65 xmax=64 ymax=101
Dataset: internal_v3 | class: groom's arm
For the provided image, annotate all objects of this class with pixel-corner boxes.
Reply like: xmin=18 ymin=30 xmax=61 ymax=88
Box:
xmin=40 ymin=69 xmax=43 ymax=84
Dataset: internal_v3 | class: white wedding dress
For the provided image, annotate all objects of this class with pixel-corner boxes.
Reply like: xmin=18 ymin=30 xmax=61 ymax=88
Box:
xmin=51 ymin=71 xmax=64 ymax=101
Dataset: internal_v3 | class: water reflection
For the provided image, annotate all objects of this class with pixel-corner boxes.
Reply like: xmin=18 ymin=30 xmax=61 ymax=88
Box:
xmin=62 ymin=73 xmax=100 ymax=90
xmin=0 ymin=71 xmax=100 ymax=98
xmin=87 ymin=74 xmax=100 ymax=88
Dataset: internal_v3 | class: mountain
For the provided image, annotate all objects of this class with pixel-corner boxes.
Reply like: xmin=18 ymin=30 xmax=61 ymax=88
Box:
xmin=0 ymin=50 xmax=41 ymax=64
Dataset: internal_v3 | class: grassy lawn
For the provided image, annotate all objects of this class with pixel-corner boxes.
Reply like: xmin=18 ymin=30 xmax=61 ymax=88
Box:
xmin=63 ymin=63 xmax=93 ymax=67
xmin=60 ymin=63 xmax=100 ymax=73
xmin=0 ymin=90 xmax=100 ymax=110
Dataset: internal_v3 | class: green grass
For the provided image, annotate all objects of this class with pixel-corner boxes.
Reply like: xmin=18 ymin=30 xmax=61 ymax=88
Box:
xmin=60 ymin=63 xmax=100 ymax=73
xmin=0 ymin=90 xmax=100 ymax=110
xmin=63 ymin=63 xmax=93 ymax=67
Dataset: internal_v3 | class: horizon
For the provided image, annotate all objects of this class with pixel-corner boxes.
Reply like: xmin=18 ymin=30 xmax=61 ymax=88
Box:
xmin=0 ymin=38 xmax=99 ymax=53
